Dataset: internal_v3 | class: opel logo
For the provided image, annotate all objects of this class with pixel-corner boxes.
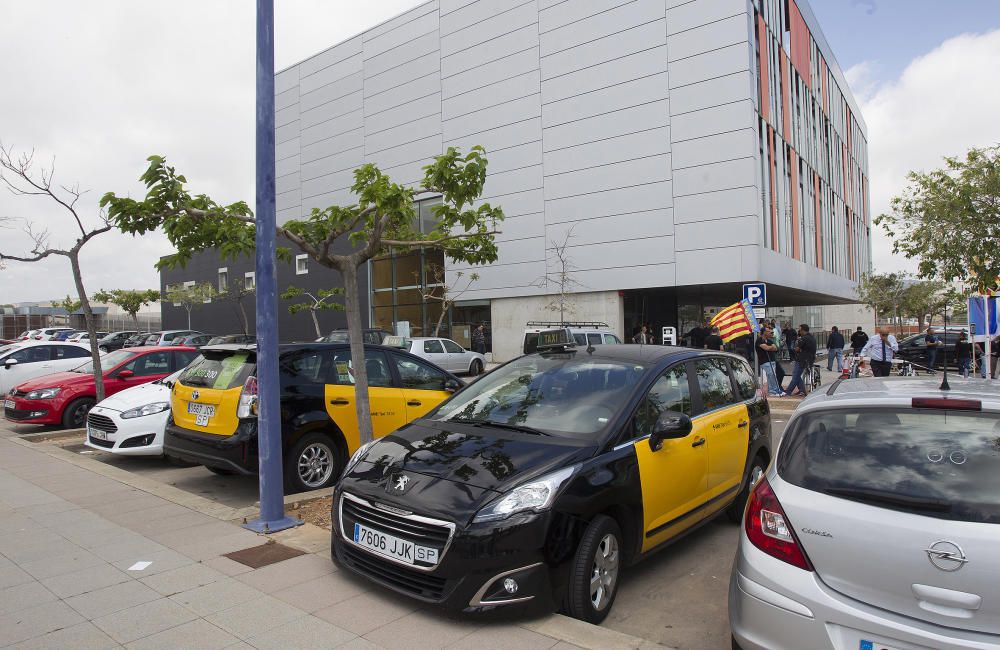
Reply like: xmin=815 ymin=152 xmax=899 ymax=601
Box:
xmin=924 ymin=540 xmax=968 ymax=572
xmin=191 ymin=390 xmax=200 ymax=400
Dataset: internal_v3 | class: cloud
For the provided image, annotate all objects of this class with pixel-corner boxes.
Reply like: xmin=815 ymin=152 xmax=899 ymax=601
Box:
xmin=851 ymin=0 xmax=877 ymax=16
xmin=856 ymin=29 xmax=1000 ymax=275
xmin=0 ymin=0 xmax=422 ymax=304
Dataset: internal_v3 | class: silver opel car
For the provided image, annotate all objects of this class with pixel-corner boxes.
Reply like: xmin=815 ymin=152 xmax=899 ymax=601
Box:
xmin=730 ymin=377 xmax=1000 ymax=650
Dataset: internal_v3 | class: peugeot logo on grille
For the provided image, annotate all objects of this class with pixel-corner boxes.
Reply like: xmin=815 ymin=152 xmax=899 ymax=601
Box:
xmin=924 ymin=540 xmax=968 ymax=572
xmin=387 ymin=473 xmax=411 ymax=494
xmin=191 ymin=390 xmax=200 ymax=400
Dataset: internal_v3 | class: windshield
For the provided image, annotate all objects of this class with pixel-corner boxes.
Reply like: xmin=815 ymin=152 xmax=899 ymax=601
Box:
xmin=324 ymin=331 xmax=349 ymax=343
xmin=74 ymin=349 xmax=136 ymax=374
xmin=778 ymin=407 xmax=1000 ymax=524
xmin=433 ymin=355 xmax=646 ymax=438
xmin=179 ymin=352 xmax=254 ymax=389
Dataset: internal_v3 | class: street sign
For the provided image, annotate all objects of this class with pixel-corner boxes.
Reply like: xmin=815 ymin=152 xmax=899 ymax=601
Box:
xmin=743 ymin=283 xmax=766 ymax=306
xmin=753 ymin=307 xmax=765 ymax=320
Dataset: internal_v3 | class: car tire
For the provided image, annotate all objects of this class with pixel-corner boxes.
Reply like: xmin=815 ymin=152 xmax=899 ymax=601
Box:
xmin=726 ymin=453 xmax=768 ymax=523
xmin=285 ymin=433 xmax=342 ymax=494
xmin=62 ymin=398 xmax=95 ymax=429
xmin=468 ymin=359 xmax=483 ymax=376
xmin=731 ymin=636 xmax=743 ymax=650
xmin=205 ymin=465 xmax=238 ymax=476
xmin=564 ymin=514 xmax=622 ymax=624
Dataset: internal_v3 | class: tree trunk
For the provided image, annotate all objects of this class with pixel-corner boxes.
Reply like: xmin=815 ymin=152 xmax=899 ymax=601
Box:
xmin=239 ymin=300 xmax=249 ymax=335
xmin=310 ymin=308 xmax=321 ymax=339
xmin=71 ymin=253 xmax=105 ymax=401
xmin=342 ymin=264 xmax=375 ymax=445
xmin=433 ymin=300 xmax=448 ymax=337
xmin=131 ymin=313 xmax=140 ymax=330
xmin=186 ymin=307 xmax=192 ymax=330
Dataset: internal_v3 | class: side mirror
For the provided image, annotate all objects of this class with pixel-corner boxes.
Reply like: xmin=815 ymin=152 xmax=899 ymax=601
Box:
xmin=444 ymin=378 xmax=461 ymax=393
xmin=3 ymin=358 xmax=18 ymax=368
xmin=649 ymin=412 xmax=693 ymax=452
xmin=118 ymin=369 xmax=135 ymax=379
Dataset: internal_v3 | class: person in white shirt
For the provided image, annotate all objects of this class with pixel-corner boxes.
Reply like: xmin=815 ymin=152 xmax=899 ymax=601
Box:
xmin=861 ymin=327 xmax=899 ymax=377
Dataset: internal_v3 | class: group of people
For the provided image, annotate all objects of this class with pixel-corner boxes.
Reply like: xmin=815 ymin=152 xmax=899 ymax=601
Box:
xmin=755 ymin=322 xmax=816 ymax=397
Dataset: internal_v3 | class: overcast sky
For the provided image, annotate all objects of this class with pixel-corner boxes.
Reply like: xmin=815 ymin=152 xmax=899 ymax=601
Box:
xmin=1 ymin=1 xmax=998 ymax=304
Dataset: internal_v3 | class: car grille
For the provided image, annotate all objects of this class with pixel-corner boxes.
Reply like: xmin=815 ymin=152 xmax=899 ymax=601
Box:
xmin=87 ymin=436 xmax=114 ymax=449
xmin=341 ymin=495 xmax=452 ymax=549
xmin=87 ymin=412 xmax=118 ymax=434
xmin=341 ymin=545 xmax=448 ymax=601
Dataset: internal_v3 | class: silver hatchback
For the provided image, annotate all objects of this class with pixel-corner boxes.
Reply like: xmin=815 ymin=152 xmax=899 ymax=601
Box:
xmin=730 ymin=377 xmax=1000 ymax=650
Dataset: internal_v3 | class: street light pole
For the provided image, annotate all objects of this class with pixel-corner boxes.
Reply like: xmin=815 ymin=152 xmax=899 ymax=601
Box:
xmin=244 ymin=0 xmax=299 ymax=534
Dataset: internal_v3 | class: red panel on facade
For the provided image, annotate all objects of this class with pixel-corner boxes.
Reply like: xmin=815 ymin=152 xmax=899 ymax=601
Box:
xmin=779 ymin=50 xmax=791 ymax=142
xmin=788 ymin=0 xmax=811 ymax=88
xmin=768 ymin=126 xmax=778 ymax=251
xmin=757 ymin=14 xmax=770 ymax=122
xmin=790 ymin=148 xmax=801 ymax=261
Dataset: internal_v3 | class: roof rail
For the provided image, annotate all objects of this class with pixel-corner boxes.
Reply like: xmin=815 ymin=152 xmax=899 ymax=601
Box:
xmin=526 ymin=321 xmax=610 ymax=329
xmin=826 ymin=379 xmax=844 ymax=396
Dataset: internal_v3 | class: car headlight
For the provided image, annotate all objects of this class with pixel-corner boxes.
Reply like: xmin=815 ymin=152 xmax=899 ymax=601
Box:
xmin=342 ymin=439 xmax=378 ymax=479
xmin=25 ymin=387 xmax=61 ymax=400
xmin=473 ymin=465 xmax=578 ymax=523
xmin=121 ymin=402 xmax=170 ymax=419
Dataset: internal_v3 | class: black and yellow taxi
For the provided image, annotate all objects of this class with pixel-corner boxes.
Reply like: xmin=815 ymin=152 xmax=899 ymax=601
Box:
xmin=332 ymin=329 xmax=771 ymax=623
xmin=163 ymin=343 xmax=461 ymax=492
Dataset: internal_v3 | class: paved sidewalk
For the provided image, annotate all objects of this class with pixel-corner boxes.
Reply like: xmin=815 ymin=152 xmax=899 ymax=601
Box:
xmin=0 ymin=427 xmax=662 ymax=649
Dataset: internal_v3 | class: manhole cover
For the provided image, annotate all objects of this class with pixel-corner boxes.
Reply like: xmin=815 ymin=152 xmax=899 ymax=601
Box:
xmin=225 ymin=542 xmax=306 ymax=568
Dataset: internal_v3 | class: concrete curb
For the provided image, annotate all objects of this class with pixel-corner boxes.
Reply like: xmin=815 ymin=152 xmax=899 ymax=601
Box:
xmin=523 ymin=615 xmax=672 ymax=649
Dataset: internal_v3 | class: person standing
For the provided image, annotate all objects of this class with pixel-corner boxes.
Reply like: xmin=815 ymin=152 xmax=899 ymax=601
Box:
xmin=861 ymin=327 xmax=899 ymax=377
xmin=686 ymin=322 xmax=708 ymax=349
xmin=782 ymin=323 xmax=797 ymax=359
xmin=850 ymin=326 xmax=869 ymax=356
xmin=924 ymin=327 xmax=942 ymax=374
xmin=826 ymin=326 xmax=845 ymax=372
xmin=471 ymin=323 xmax=487 ymax=354
xmin=756 ymin=325 xmax=784 ymax=396
xmin=632 ymin=325 xmax=651 ymax=344
xmin=703 ymin=326 xmax=723 ymax=351
xmin=955 ymin=331 xmax=980 ymax=378
xmin=784 ymin=324 xmax=817 ymax=396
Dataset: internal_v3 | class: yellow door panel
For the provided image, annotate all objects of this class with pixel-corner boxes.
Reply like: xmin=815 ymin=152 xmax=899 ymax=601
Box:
xmin=171 ymin=382 xmax=243 ymax=437
xmin=324 ymin=384 xmax=407 ymax=454
xmin=635 ymin=435 xmax=708 ymax=552
xmin=702 ymin=403 xmax=750 ymax=500
xmin=401 ymin=388 xmax=450 ymax=422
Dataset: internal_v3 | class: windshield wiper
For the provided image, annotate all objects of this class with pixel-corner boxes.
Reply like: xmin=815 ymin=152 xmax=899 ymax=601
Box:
xmin=451 ymin=418 xmax=550 ymax=436
xmin=824 ymin=487 xmax=951 ymax=512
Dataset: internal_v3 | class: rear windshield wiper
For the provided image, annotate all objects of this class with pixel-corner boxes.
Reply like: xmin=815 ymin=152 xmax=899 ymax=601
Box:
xmin=450 ymin=418 xmax=550 ymax=436
xmin=824 ymin=487 xmax=952 ymax=512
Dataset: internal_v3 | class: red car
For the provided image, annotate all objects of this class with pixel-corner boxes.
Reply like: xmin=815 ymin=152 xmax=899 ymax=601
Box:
xmin=4 ymin=346 xmax=199 ymax=428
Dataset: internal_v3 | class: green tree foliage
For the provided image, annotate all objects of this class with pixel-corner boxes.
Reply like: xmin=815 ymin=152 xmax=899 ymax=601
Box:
xmin=93 ymin=289 xmax=160 ymax=329
xmin=57 ymin=294 xmax=82 ymax=314
xmin=103 ymin=147 xmax=502 ymax=444
xmin=856 ymin=272 xmax=907 ymax=331
xmin=876 ymin=145 xmax=1000 ymax=292
xmin=281 ymin=286 xmax=344 ymax=339
xmin=164 ymin=283 xmax=213 ymax=330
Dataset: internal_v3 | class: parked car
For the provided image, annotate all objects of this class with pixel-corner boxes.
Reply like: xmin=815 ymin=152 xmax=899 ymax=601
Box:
xmin=896 ymin=331 xmax=963 ymax=370
xmin=522 ymin=322 xmax=622 ymax=354
xmin=333 ymin=330 xmax=771 ymax=622
xmin=164 ymin=342 xmax=462 ymax=492
xmin=17 ymin=330 xmax=37 ymax=341
xmin=85 ymin=369 xmax=184 ymax=456
xmin=124 ymin=333 xmax=150 ymax=347
xmin=405 ymin=337 xmax=486 ymax=375
xmin=35 ymin=327 xmax=75 ymax=341
xmin=0 ymin=341 xmax=93 ymax=396
xmin=98 ymin=331 xmax=139 ymax=353
xmin=52 ymin=330 xmax=83 ymax=341
xmin=205 ymin=334 xmax=256 ymax=346
xmin=729 ymin=377 xmax=1000 ymax=650
xmin=171 ymin=334 xmax=213 ymax=349
xmin=144 ymin=330 xmax=202 ymax=346
xmin=322 ymin=328 xmax=391 ymax=344
xmin=68 ymin=331 xmax=108 ymax=344
xmin=4 ymin=346 xmax=199 ymax=429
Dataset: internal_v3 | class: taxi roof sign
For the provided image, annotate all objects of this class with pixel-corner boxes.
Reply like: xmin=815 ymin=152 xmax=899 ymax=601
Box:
xmin=535 ymin=328 xmax=576 ymax=352
xmin=382 ymin=335 xmax=409 ymax=349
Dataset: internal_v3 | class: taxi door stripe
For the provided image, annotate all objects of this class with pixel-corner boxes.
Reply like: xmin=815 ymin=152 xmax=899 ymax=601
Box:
xmin=644 ymin=484 xmax=739 ymax=539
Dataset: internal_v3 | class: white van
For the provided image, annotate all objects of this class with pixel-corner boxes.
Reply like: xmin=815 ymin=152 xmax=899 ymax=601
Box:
xmin=522 ymin=322 xmax=622 ymax=354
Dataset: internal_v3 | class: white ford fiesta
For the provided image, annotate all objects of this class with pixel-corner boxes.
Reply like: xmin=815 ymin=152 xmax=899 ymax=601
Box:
xmin=84 ymin=370 xmax=181 ymax=456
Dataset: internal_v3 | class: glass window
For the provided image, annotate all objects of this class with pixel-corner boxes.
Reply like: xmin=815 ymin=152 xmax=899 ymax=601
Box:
xmin=130 ymin=352 xmax=171 ymax=377
xmin=244 ymin=272 xmax=255 ymax=290
xmin=635 ymin=364 xmax=692 ymax=438
xmin=395 ymin=254 xmax=421 ymax=287
xmin=418 ymin=197 xmax=442 ymax=234
xmin=441 ymin=340 xmax=463 ymax=354
xmin=392 ymin=355 xmax=449 ymax=391
xmin=295 ymin=254 xmax=308 ymax=275
xmin=56 ymin=346 xmax=90 ymax=359
xmin=423 ymin=340 xmax=444 ymax=354
xmin=372 ymin=257 xmax=393 ymax=291
xmin=604 ymin=334 xmax=622 ymax=344
xmin=729 ymin=359 xmax=757 ymax=400
xmin=779 ymin=408 xmax=1000 ymax=524
xmin=77 ymin=349 xmax=137 ymax=374
xmin=694 ymin=357 xmax=736 ymax=412
xmin=10 ymin=346 xmax=50 ymax=363
xmin=218 ymin=268 xmax=228 ymax=292
xmin=327 ymin=350 xmax=393 ymax=388
xmin=180 ymin=352 xmax=253 ymax=389
xmin=279 ymin=350 xmax=326 ymax=384
xmin=587 ymin=333 xmax=602 ymax=346
xmin=174 ymin=351 xmax=200 ymax=370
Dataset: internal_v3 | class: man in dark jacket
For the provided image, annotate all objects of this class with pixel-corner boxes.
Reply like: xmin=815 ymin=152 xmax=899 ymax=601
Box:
xmin=703 ymin=326 xmax=723 ymax=350
xmin=850 ymin=326 xmax=869 ymax=355
xmin=784 ymin=324 xmax=817 ymax=396
xmin=782 ymin=324 xmax=797 ymax=359
xmin=826 ymin=326 xmax=845 ymax=372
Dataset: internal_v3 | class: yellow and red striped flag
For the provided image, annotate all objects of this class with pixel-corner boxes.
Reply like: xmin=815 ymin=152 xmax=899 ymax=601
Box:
xmin=710 ymin=300 xmax=760 ymax=343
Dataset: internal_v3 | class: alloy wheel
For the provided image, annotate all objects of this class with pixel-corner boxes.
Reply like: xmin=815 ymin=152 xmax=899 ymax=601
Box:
xmin=589 ymin=533 xmax=619 ymax=611
xmin=297 ymin=442 xmax=334 ymax=489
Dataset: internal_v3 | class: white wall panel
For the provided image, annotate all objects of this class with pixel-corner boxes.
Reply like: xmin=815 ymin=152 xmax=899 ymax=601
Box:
xmin=543 ymin=127 xmax=670 ymax=175
xmin=668 ymin=43 xmax=749 ymax=89
xmin=546 ymin=208 xmax=674 ymax=246
xmin=540 ymin=20 xmax=666 ymax=80
xmin=364 ymin=52 xmax=439 ymax=97
xmin=543 ymin=101 xmax=669 ymax=151
xmin=542 ymin=73 xmax=668 ymax=126
xmin=275 ymin=67 xmax=299 ymax=95
xmin=672 ymin=186 xmax=759 ymax=223
xmin=299 ymin=73 xmax=363 ymax=113
xmin=276 ymin=87 xmax=298 ymax=111
xmin=301 ymin=170 xmax=355 ymax=200
xmin=669 ymin=72 xmax=752 ymax=114
xmin=666 ymin=0 xmax=746 ymax=35
xmin=442 ymin=70 xmax=540 ymax=121
xmin=297 ymin=36 xmax=362 ymax=79
xmin=667 ymin=14 xmax=749 ymax=61
xmin=276 ymin=104 xmax=299 ymax=128
xmin=544 ymin=154 xmax=672 ymax=201
xmin=572 ymin=263 xmax=676 ymax=292
xmin=477 ymin=140 xmax=543 ymax=174
xmin=672 ymin=129 xmax=755 ymax=169
xmin=481 ymin=165 xmax=544 ymax=200
xmin=674 ymin=214 xmax=758 ymax=250
xmin=276 ymin=138 xmax=300 ymax=162
xmin=300 ymin=54 xmax=362 ymax=94
xmin=276 ymin=155 xmax=300 ymax=178
xmin=365 ymin=117 xmax=441 ymax=156
xmin=300 ymin=129 xmax=363 ymax=164
xmin=495 ymin=212 xmax=546 ymax=242
xmin=565 ymin=236 xmax=676 ymax=270
xmin=446 ymin=118 xmax=542 ymax=154
xmin=366 ymin=72 xmax=442 ymax=116
xmin=275 ymin=121 xmax=299 ymax=144
xmin=366 ymin=135 xmax=442 ymax=169
xmin=479 ymin=187 xmax=544 ymax=217
xmin=540 ymin=46 xmax=667 ymax=102
xmin=545 ymin=181 xmax=674 ymax=224
xmin=301 ymin=147 xmax=365 ymax=182
xmin=540 ymin=0 xmax=666 ymax=57
xmin=441 ymin=25 xmax=538 ymax=78
xmin=441 ymin=0 xmax=530 ymax=32
xmin=670 ymin=100 xmax=753 ymax=142
xmin=300 ymin=90 xmax=362 ymax=129
xmin=363 ymin=10 xmax=438 ymax=60
xmin=300 ymin=111 xmax=364 ymax=147
xmin=363 ymin=30 xmax=440 ymax=78
xmin=538 ymin=0 xmax=633 ymax=33
xmin=442 ymin=94 xmax=541 ymax=140
xmin=442 ymin=47 xmax=539 ymax=97
xmin=365 ymin=93 xmax=441 ymax=135
xmin=441 ymin=1 xmax=537 ymax=57
xmin=673 ymin=157 xmax=756 ymax=196
xmin=495 ymin=237 xmax=546 ymax=265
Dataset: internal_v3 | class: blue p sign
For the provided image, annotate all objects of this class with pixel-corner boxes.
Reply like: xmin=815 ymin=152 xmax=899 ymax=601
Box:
xmin=743 ymin=283 xmax=766 ymax=306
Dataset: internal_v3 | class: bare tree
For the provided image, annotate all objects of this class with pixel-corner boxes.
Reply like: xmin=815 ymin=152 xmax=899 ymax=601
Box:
xmin=281 ymin=286 xmax=344 ymax=339
xmin=0 ymin=145 xmax=112 ymax=400
xmin=164 ymin=283 xmax=213 ymax=330
xmin=420 ymin=264 xmax=479 ymax=337
xmin=534 ymin=226 xmax=583 ymax=323
xmin=217 ymin=282 xmax=256 ymax=335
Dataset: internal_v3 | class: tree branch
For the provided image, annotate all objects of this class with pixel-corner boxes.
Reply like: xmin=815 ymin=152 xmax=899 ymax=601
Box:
xmin=381 ymin=229 xmax=501 ymax=248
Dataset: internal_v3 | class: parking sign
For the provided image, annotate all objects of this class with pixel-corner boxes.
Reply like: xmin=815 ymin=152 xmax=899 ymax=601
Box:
xmin=743 ymin=283 xmax=766 ymax=306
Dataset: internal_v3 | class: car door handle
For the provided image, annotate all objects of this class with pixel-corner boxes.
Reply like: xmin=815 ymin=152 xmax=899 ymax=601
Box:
xmin=407 ymin=400 xmax=422 ymax=407
xmin=329 ymin=398 xmax=350 ymax=406
xmin=691 ymin=437 xmax=706 ymax=447
xmin=738 ymin=421 xmax=749 ymax=428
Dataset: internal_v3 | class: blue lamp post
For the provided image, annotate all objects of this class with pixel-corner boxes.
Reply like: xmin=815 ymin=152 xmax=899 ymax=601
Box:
xmin=244 ymin=0 xmax=300 ymax=534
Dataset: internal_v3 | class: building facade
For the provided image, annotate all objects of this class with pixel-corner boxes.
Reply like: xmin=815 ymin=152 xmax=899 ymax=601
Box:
xmin=161 ymin=0 xmax=871 ymax=360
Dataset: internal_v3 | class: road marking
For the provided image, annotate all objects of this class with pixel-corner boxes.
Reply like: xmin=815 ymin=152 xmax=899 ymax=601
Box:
xmin=128 ymin=561 xmax=152 ymax=571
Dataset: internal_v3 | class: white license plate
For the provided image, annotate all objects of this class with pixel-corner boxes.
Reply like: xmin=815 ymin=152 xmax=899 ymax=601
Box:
xmin=860 ymin=639 xmax=906 ymax=650
xmin=187 ymin=402 xmax=216 ymax=417
xmin=195 ymin=413 xmax=210 ymax=426
xmin=353 ymin=523 xmax=438 ymax=566
xmin=88 ymin=427 xmax=108 ymax=441
xmin=3 ymin=399 xmax=13 ymax=410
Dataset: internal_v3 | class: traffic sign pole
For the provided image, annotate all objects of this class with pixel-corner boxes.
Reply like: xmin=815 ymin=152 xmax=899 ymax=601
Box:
xmin=244 ymin=0 xmax=300 ymax=534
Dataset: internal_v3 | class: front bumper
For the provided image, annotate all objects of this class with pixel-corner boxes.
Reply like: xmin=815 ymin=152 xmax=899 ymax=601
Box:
xmin=730 ymin=530 xmax=1000 ymax=650
xmin=3 ymin=397 xmax=59 ymax=424
xmin=331 ymin=488 xmax=565 ymax=614
xmin=83 ymin=406 xmax=167 ymax=456
xmin=162 ymin=418 xmax=257 ymax=474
